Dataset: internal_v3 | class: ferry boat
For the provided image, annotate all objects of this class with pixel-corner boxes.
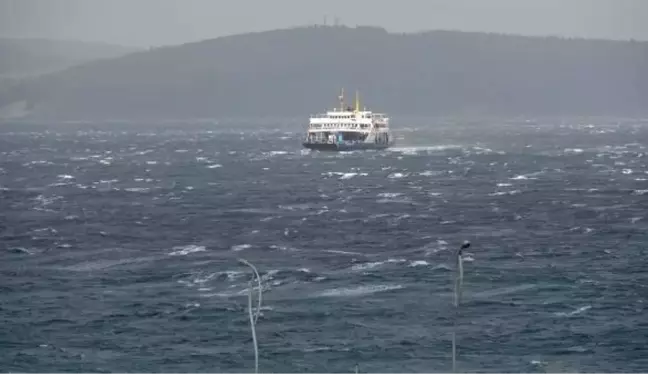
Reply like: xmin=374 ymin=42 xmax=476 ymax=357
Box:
xmin=302 ymin=89 xmax=394 ymax=151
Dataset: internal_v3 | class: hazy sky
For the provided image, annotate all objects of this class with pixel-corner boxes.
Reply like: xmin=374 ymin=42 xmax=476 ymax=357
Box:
xmin=1 ymin=0 xmax=647 ymax=47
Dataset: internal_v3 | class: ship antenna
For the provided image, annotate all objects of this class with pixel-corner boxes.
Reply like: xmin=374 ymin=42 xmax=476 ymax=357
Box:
xmin=339 ymin=88 xmax=345 ymax=112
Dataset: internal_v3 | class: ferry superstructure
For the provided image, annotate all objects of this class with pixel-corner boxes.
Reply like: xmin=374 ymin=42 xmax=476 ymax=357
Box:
xmin=302 ymin=89 xmax=394 ymax=151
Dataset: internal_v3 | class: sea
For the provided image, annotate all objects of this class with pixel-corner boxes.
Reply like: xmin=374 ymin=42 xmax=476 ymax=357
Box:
xmin=1 ymin=117 xmax=648 ymax=372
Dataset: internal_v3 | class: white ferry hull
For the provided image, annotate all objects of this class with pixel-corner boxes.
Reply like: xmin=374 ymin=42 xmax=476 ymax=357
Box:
xmin=302 ymin=141 xmax=392 ymax=152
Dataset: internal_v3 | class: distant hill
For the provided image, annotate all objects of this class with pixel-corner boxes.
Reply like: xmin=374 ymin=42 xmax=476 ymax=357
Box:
xmin=1 ymin=26 xmax=647 ymax=121
xmin=0 ymin=38 xmax=139 ymax=79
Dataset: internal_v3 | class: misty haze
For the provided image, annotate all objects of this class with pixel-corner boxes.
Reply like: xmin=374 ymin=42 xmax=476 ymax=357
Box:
xmin=1 ymin=0 xmax=648 ymax=372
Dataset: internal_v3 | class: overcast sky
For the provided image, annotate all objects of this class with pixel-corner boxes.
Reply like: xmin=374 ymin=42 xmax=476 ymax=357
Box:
xmin=1 ymin=0 xmax=646 ymax=47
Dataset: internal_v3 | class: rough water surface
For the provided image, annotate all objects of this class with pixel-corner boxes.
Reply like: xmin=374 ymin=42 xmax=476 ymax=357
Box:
xmin=2 ymin=119 xmax=648 ymax=372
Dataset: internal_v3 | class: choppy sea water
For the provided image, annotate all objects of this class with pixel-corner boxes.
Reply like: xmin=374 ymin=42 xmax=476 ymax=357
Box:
xmin=2 ymin=119 xmax=648 ymax=372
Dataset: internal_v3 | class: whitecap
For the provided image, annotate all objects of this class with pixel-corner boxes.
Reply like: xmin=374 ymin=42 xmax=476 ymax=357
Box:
xmin=231 ymin=244 xmax=252 ymax=252
xmin=48 ymin=182 xmax=71 ymax=187
xmin=269 ymin=244 xmax=299 ymax=252
xmin=24 ymin=160 xmax=54 ymax=166
xmin=169 ymin=245 xmax=206 ymax=256
xmin=387 ymin=172 xmax=408 ymax=179
xmin=315 ymin=284 xmax=404 ymax=298
xmin=489 ymin=190 xmax=521 ymax=196
xmin=351 ymin=261 xmax=384 ymax=271
xmin=554 ymin=305 xmax=591 ymax=317
xmin=324 ymin=249 xmax=364 ymax=256
xmin=124 ymin=187 xmax=150 ymax=193
xmin=419 ymin=170 xmax=444 ymax=176
xmin=377 ymin=192 xmax=402 ymax=198
xmin=339 ymin=172 xmax=365 ymax=180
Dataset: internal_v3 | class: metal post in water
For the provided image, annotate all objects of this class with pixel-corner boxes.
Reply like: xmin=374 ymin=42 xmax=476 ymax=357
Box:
xmin=452 ymin=241 xmax=469 ymax=373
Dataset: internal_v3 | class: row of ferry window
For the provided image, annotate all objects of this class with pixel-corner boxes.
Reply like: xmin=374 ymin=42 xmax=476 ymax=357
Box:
xmin=311 ymin=124 xmax=370 ymax=128
xmin=328 ymin=115 xmax=372 ymax=119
